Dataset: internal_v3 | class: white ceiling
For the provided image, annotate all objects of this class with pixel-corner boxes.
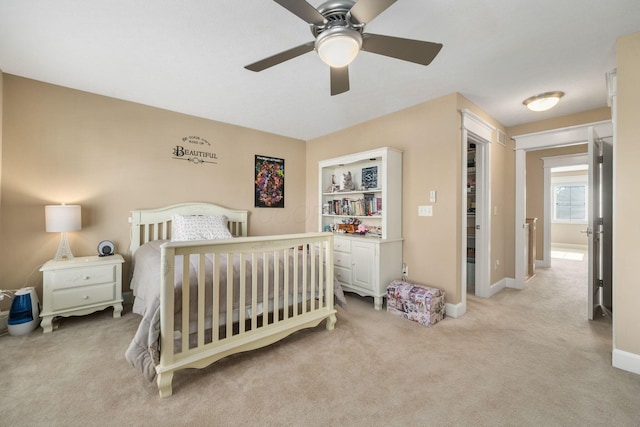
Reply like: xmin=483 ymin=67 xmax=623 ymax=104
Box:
xmin=1 ymin=1 xmax=639 ymax=140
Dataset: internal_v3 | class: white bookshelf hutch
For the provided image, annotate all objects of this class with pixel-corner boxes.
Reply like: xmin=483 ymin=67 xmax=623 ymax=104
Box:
xmin=318 ymin=147 xmax=403 ymax=310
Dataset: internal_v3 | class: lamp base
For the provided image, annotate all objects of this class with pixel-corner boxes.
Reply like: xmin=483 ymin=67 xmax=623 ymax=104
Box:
xmin=53 ymin=232 xmax=75 ymax=261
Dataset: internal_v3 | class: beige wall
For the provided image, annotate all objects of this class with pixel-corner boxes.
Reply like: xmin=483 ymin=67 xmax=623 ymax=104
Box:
xmin=614 ymin=32 xmax=640 ymax=356
xmin=0 ymin=75 xmax=307 ymax=292
xmin=0 ymin=68 xmax=3 ymax=223
xmin=552 ymin=223 xmax=588 ymax=247
xmin=306 ymin=93 xmax=509 ymax=305
xmin=508 ymin=108 xmax=611 ymax=137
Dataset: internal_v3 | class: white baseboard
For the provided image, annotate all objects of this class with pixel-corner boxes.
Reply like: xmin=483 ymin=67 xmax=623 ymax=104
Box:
xmin=552 ymin=243 xmax=588 ymax=251
xmin=505 ymin=277 xmax=522 ymax=289
xmin=477 ymin=278 xmax=507 ymax=298
xmin=612 ymin=349 xmax=640 ymax=376
xmin=445 ymin=302 xmax=466 ymax=318
xmin=537 ymin=258 xmax=551 ymax=268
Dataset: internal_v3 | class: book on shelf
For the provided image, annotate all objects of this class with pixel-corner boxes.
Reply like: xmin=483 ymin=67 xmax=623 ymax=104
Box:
xmin=325 ymin=194 xmax=384 ymax=217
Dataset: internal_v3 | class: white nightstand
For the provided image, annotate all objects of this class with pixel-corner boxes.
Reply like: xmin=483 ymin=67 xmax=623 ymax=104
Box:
xmin=39 ymin=254 xmax=124 ymax=333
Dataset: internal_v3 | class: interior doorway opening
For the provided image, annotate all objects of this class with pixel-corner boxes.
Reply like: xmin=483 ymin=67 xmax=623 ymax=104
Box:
xmin=513 ymin=121 xmax=613 ymax=321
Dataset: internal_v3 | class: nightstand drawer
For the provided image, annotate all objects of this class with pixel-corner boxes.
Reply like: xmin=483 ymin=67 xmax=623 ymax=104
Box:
xmin=333 ymin=238 xmax=351 ymax=253
xmin=334 ymin=252 xmax=351 ymax=268
xmin=49 ymin=264 xmax=117 ymax=289
xmin=51 ymin=282 xmax=117 ymax=311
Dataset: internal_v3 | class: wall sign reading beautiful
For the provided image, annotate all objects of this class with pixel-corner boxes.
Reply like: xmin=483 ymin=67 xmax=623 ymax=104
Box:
xmin=172 ymin=136 xmax=218 ymax=165
xmin=255 ymin=155 xmax=285 ymax=208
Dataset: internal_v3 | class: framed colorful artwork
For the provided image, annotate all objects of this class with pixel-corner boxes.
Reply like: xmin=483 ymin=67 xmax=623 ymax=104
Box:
xmin=255 ymin=155 xmax=285 ymax=208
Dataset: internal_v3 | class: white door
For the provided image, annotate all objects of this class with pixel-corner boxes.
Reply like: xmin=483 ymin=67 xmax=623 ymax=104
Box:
xmin=601 ymin=138 xmax=613 ymax=313
xmin=471 ymin=137 xmax=491 ymax=297
xmin=587 ymin=127 xmax=602 ymax=320
xmin=587 ymin=127 xmax=613 ymax=319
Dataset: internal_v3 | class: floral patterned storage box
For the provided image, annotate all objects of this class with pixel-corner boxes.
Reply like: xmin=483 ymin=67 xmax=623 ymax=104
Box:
xmin=386 ymin=280 xmax=445 ymax=327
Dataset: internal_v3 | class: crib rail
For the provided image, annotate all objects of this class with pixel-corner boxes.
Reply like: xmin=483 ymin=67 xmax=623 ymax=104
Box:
xmin=156 ymin=232 xmax=336 ymax=397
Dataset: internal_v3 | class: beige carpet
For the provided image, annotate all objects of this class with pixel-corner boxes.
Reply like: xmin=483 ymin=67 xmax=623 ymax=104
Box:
xmin=2 ymin=252 xmax=640 ymax=426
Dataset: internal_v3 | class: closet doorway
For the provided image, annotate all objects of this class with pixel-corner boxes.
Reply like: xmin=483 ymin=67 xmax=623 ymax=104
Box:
xmin=461 ymin=110 xmax=494 ymax=310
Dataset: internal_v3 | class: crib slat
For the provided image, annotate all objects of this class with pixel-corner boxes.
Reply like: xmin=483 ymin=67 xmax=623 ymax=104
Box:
xmin=318 ymin=242 xmax=325 ymax=308
xmin=239 ymin=253 xmax=246 ymax=334
xmin=212 ymin=253 xmax=220 ymax=342
xmin=159 ymin=246 xmax=175 ymax=367
xmin=302 ymin=246 xmax=307 ymax=314
xmin=283 ymin=248 xmax=289 ymax=320
xmin=293 ymin=247 xmax=299 ymax=316
xmin=309 ymin=244 xmax=315 ymax=311
xmin=197 ymin=253 xmax=206 ymax=347
xmin=251 ymin=253 xmax=258 ymax=330
xmin=273 ymin=250 xmax=279 ymax=323
xmin=262 ymin=252 xmax=268 ymax=326
xmin=226 ymin=254 xmax=233 ymax=338
xmin=181 ymin=255 xmax=190 ymax=353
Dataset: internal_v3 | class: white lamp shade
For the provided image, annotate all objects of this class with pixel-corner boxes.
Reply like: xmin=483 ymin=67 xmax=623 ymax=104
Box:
xmin=316 ymin=27 xmax=362 ymax=68
xmin=45 ymin=205 xmax=82 ymax=232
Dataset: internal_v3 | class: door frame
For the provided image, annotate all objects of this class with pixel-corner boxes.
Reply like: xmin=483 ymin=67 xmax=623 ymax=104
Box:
xmin=512 ymin=120 xmax=613 ymax=289
xmin=460 ymin=109 xmax=495 ymax=312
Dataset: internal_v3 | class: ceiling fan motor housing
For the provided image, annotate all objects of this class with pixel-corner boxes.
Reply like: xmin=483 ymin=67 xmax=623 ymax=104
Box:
xmin=312 ymin=0 xmax=364 ymax=38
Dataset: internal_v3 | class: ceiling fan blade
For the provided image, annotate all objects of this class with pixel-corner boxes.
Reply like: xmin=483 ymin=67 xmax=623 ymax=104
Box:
xmin=330 ymin=66 xmax=350 ymax=96
xmin=349 ymin=0 xmax=397 ymax=24
xmin=274 ymin=0 xmax=327 ymax=25
xmin=245 ymin=42 xmax=315 ymax=72
xmin=362 ymin=33 xmax=443 ymax=66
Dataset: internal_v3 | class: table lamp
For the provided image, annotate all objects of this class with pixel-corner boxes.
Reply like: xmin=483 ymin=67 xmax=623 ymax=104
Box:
xmin=45 ymin=204 xmax=82 ymax=261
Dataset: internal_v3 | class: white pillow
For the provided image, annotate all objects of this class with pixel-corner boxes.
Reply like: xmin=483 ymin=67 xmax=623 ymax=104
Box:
xmin=171 ymin=214 xmax=233 ymax=242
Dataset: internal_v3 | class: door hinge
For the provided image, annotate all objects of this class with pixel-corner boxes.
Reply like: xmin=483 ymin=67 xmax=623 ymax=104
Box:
xmin=598 ymin=155 xmax=604 ymax=164
xmin=598 ymin=217 xmax=604 ymax=225
xmin=598 ymin=279 xmax=604 ymax=288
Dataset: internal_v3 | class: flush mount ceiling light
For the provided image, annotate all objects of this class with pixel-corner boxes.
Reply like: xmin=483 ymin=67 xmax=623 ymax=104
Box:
xmin=523 ymin=91 xmax=565 ymax=112
xmin=315 ymin=26 xmax=363 ymax=68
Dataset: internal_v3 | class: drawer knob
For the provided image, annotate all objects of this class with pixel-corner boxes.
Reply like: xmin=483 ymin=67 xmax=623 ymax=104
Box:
xmin=83 ymin=276 xmax=90 ymax=280
xmin=82 ymin=295 xmax=90 ymax=300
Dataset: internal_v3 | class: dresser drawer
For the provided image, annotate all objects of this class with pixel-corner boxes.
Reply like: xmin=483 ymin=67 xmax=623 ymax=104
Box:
xmin=334 ymin=252 xmax=351 ymax=268
xmin=49 ymin=264 xmax=117 ymax=290
xmin=333 ymin=237 xmax=351 ymax=253
xmin=51 ymin=282 xmax=117 ymax=311
xmin=334 ymin=266 xmax=351 ymax=284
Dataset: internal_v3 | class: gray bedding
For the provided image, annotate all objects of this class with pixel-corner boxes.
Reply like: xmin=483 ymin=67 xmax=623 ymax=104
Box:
xmin=125 ymin=240 xmax=346 ymax=381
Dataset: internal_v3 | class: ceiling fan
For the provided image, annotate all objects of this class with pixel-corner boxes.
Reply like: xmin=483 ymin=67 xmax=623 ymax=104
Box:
xmin=245 ymin=0 xmax=443 ymax=95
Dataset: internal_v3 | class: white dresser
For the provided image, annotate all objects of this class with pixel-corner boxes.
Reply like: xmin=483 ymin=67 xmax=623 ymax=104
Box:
xmin=39 ymin=255 xmax=124 ymax=333
xmin=333 ymin=235 xmax=402 ymax=310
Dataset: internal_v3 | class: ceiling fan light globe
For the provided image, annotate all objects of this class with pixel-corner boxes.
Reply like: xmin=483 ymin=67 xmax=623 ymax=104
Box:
xmin=315 ymin=27 xmax=362 ymax=67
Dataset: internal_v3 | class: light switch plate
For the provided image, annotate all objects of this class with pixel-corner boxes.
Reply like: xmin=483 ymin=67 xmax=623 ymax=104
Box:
xmin=429 ymin=190 xmax=437 ymax=203
xmin=418 ymin=205 xmax=433 ymax=216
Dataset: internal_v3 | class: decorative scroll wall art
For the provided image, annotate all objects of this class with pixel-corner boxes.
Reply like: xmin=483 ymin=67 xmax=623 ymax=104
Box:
xmin=172 ymin=136 xmax=218 ymax=165
xmin=255 ymin=155 xmax=285 ymax=208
